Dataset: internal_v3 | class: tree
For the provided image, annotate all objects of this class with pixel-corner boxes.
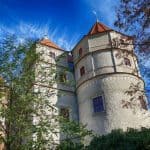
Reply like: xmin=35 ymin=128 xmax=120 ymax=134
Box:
xmin=115 ymin=0 xmax=150 ymax=52
xmin=0 ymin=35 xmax=52 ymax=149
xmin=0 ymin=34 xmax=91 ymax=150
xmin=121 ymin=82 xmax=148 ymax=112
xmin=115 ymin=0 xmax=150 ymax=105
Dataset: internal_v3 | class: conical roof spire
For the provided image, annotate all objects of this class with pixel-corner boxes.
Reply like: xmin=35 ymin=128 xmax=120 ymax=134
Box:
xmin=88 ymin=22 xmax=112 ymax=35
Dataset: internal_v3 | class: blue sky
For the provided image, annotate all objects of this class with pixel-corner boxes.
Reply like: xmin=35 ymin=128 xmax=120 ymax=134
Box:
xmin=0 ymin=0 xmax=118 ymax=50
xmin=0 ymin=0 xmax=150 ymax=97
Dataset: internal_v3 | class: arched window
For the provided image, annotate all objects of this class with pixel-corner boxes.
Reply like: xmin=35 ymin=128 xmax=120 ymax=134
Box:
xmin=79 ymin=48 xmax=83 ymax=57
xmin=124 ymin=57 xmax=131 ymax=66
xmin=80 ymin=66 xmax=85 ymax=76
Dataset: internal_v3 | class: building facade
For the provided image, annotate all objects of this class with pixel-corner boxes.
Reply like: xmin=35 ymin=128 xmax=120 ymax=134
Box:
xmin=35 ymin=22 xmax=150 ymax=142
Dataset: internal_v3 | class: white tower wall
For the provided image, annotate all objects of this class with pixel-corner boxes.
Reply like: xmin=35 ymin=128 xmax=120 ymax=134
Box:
xmin=34 ymin=42 xmax=78 ymax=145
xmin=73 ymin=27 xmax=150 ymax=136
xmin=77 ymin=74 xmax=149 ymax=136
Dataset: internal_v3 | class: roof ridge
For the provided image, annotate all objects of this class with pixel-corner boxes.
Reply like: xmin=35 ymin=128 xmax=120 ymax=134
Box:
xmin=99 ymin=22 xmax=107 ymax=30
xmin=88 ymin=21 xmax=112 ymax=35
xmin=39 ymin=38 xmax=61 ymax=50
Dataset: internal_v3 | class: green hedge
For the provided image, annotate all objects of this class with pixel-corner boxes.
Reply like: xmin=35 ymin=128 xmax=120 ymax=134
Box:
xmin=57 ymin=140 xmax=84 ymax=150
xmin=87 ymin=128 xmax=150 ymax=150
xmin=58 ymin=128 xmax=150 ymax=150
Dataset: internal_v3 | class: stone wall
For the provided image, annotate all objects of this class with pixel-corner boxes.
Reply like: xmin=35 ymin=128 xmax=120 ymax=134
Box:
xmin=77 ymin=74 xmax=150 ymax=135
xmin=33 ymin=44 xmax=78 ymax=144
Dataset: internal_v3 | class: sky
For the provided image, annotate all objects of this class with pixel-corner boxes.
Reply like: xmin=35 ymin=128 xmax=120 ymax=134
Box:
xmin=0 ymin=0 xmax=150 ymax=98
xmin=0 ymin=0 xmax=118 ymax=50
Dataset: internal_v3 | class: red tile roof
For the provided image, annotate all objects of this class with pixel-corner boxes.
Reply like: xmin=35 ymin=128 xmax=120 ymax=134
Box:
xmin=39 ymin=38 xmax=61 ymax=49
xmin=88 ymin=22 xmax=112 ymax=35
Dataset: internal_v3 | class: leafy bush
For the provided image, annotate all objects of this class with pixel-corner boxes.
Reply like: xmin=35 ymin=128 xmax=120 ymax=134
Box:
xmin=57 ymin=140 xmax=84 ymax=150
xmin=86 ymin=128 xmax=150 ymax=150
xmin=57 ymin=128 xmax=150 ymax=150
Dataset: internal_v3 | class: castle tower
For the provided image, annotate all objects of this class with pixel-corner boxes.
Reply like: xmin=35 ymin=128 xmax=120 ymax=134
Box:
xmin=72 ymin=22 xmax=149 ymax=136
xmin=34 ymin=37 xmax=78 ymax=145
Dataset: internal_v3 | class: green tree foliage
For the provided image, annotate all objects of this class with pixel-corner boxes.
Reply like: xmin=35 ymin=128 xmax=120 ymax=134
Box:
xmin=0 ymin=35 xmax=46 ymax=149
xmin=87 ymin=128 xmax=150 ymax=150
xmin=0 ymin=35 xmax=90 ymax=149
xmin=115 ymin=0 xmax=150 ymax=105
xmin=115 ymin=0 xmax=150 ymax=52
xmin=57 ymin=140 xmax=84 ymax=150
xmin=57 ymin=117 xmax=92 ymax=150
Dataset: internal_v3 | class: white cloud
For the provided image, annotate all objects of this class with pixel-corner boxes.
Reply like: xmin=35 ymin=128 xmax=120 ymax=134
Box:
xmin=85 ymin=0 xmax=119 ymax=27
xmin=0 ymin=21 xmax=79 ymax=51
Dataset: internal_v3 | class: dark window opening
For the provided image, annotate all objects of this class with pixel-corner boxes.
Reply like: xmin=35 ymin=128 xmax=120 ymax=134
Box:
xmin=67 ymin=55 xmax=74 ymax=71
xmin=68 ymin=62 xmax=74 ymax=71
xmin=80 ymin=66 xmax=85 ymax=76
xmin=124 ymin=58 xmax=131 ymax=66
xmin=139 ymin=96 xmax=147 ymax=110
xmin=60 ymin=108 xmax=70 ymax=119
xmin=68 ymin=55 xmax=73 ymax=62
xmin=93 ymin=96 xmax=104 ymax=113
xmin=49 ymin=52 xmax=55 ymax=59
xmin=59 ymin=73 xmax=67 ymax=83
xmin=79 ymin=48 xmax=83 ymax=57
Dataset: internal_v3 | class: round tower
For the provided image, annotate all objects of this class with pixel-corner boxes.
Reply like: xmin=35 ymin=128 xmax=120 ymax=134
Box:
xmin=72 ymin=22 xmax=149 ymax=136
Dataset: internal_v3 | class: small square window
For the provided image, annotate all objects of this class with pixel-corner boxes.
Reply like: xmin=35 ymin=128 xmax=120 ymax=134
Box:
xmin=60 ymin=108 xmax=70 ymax=119
xmin=93 ymin=96 xmax=104 ymax=113
xmin=49 ymin=52 xmax=55 ymax=59
xmin=124 ymin=58 xmax=131 ymax=66
xmin=59 ymin=73 xmax=66 ymax=83
xmin=80 ymin=66 xmax=85 ymax=76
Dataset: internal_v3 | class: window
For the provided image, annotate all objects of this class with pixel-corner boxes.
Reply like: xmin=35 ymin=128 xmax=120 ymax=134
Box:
xmin=93 ymin=96 xmax=104 ymax=113
xmin=139 ymin=96 xmax=147 ymax=110
xmin=80 ymin=66 xmax=85 ymax=76
xmin=79 ymin=48 xmax=83 ymax=57
xmin=49 ymin=52 xmax=55 ymax=59
xmin=59 ymin=73 xmax=66 ymax=83
xmin=68 ymin=62 xmax=74 ymax=71
xmin=67 ymin=55 xmax=74 ymax=71
xmin=124 ymin=58 xmax=131 ymax=66
xmin=60 ymin=108 xmax=70 ymax=119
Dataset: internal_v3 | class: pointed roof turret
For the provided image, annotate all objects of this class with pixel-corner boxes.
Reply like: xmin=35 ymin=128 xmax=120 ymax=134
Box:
xmin=88 ymin=22 xmax=112 ymax=35
xmin=39 ymin=36 xmax=61 ymax=50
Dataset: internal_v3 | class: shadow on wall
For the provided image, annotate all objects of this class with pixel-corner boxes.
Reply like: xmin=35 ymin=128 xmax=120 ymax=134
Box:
xmin=55 ymin=52 xmax=79 ymax=141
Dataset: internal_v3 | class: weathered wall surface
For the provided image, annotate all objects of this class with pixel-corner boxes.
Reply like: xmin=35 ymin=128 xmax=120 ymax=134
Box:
xmin=33 ymin=44 xmax=78 ymax=144
xmin=72 ymin=37 xmax=89 ymax=62
xmin=73 ymin=29 xmax=150 ymax=137
xmin=77 ymin=74 xmax=150 ymax=135
xmin=0 ymin=87 xmax=7 ymax=150
xmin=88 ymin=33 xmax=110 ymax=51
